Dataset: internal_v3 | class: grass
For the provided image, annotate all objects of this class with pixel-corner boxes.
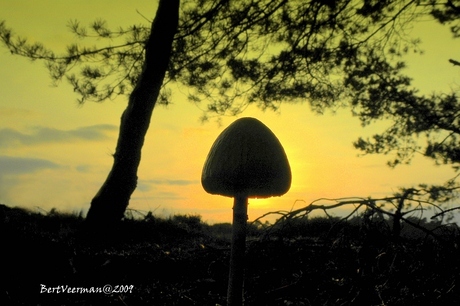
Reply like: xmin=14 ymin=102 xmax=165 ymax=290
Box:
xmin=1 ymin=203 xmax=460 ymax=305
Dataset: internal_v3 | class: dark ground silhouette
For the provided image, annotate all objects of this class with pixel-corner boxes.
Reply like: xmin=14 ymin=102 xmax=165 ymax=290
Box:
xmin=1 ymin=204 xmax=459 ymax=305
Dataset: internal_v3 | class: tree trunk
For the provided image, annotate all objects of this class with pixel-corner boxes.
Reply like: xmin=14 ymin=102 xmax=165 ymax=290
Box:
xmin=85 ymin=0 xmax=180 ymax=228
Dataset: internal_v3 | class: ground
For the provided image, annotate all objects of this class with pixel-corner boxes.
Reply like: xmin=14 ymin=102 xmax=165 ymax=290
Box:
xmin=1 ymin=204 xmax=459 ymax=305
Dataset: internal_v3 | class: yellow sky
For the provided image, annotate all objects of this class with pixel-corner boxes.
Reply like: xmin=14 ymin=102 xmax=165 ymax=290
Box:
xmin=1 ymin=1 xmax=459 ymax=223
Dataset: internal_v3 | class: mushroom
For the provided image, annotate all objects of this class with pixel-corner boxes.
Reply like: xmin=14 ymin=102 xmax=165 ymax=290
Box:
xmin=201 ymin=117 xmax=291 ymax=306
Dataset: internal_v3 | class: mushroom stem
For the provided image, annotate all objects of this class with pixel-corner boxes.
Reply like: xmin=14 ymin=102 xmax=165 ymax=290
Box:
xmin=227 ymin=193 xmax=248 ymax=306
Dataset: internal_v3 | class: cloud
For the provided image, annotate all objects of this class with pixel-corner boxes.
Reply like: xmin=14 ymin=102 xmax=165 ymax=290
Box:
xmin=0 ymin=124 xmax=117 ymax=148
xmin=150 ymin=179 xmax=200 ymax=186
xmin=0 ymin=156 xmax=61 ymax=174
xmin=131 ymin=192 xmax=187 ymax=203
xmin=0 ymin=107 xmax=36 ymax=118
xmin=75 ymin=165 xmax=92 ymax=173
xmin=0 ymin=156 xmax=62 ymax=204
xmin=137 ymin=179 xmax=199 ymax=192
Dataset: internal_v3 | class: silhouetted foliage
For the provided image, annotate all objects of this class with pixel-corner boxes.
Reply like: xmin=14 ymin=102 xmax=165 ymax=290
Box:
xmin=1 ymin=1 xmax=451 ymax=117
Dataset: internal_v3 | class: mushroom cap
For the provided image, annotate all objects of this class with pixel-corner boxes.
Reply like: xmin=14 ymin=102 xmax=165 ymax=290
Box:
xmin=201 ymin=117 xmax=291 ymax=198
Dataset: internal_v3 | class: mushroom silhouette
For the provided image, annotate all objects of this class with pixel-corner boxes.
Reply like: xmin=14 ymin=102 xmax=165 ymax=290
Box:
xmin=201 ymin=117 xmax=291 ymax=306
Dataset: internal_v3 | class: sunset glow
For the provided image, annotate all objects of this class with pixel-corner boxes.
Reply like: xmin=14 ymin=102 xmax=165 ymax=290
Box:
xmin=1 ymin=1 xmax=459 ymax=223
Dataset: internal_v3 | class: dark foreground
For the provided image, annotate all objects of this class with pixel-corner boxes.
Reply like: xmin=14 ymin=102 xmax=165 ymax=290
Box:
xmin=1 ymin=204 xmax=460 ymax=306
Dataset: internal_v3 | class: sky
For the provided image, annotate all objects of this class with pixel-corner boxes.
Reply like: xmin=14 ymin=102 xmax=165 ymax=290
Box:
xmin=1 ymin=1 xmax=460 ymax=224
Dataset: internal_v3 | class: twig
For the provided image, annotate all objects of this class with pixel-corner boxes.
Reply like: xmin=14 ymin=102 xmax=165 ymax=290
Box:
xmin=431 ymin=206 xmax=460 ymax=219
xmin=449 ymin=58 xmax=460 ymax=66
xmin=254 ymin=191 xmax=457 ymax=242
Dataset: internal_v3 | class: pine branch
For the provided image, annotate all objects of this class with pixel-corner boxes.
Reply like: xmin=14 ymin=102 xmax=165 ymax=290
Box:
xmin=449 ymin=58 xmax=460 ymax=66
